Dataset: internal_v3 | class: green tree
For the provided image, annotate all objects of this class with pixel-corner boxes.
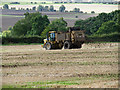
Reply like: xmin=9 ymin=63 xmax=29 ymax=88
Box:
xmin=26 ymin=8 xmax=29 ymax=11
xmin=12 ymin=12 xmax=50 ymax=36
xmin=91 ymin=11 xmax=95 ymax=13
xmin=96 ymin=21 xmax=119 ymax=35
xmin=116 ymin=13 xmax=120 ymax=32
xmin=11 ymin=7 xmax=16 ymax=10
xmin=37 ymin=5 xmax=44 ymax=11
xmin=30 ymin=15 xmax=50 ymax=35
xmin=8 ymin=26 xmax=13 ymax=30
xmin=3 ymin=4 xmax=9 ymax=9
xmin=59 ymin=5 xmax=66 ymax=12
xmin=49 ymin=5 xmax=54 ymax=12
xmin=2 ymin=30 xmax=11 ymax=37
xmin=117 ymin=13 xmax=120 ymax=25
xmin=34 ymin=2 xmax=37 ymax=4
xmin=41 ymin=18 xmax=67 ymax=37
xmin=74 ymin=10 xmax=120 ymax=35
xmin=11 ymin=19 xmax=31 ymax=36
xmin=73 ymin=8 xmax=80 ymax=12
xmin=32 ymin=6 xmax=36 ymax=10
xmin=44 ymin=6 xmax=49 ymax=11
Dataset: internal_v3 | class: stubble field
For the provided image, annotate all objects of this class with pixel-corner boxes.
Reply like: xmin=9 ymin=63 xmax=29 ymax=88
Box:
xmin=2 ymin=43 xmax=119 ymax=88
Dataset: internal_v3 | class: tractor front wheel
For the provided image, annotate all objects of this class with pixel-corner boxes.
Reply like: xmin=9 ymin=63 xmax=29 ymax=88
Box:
xmin=45 ymin=42 xmax=52 ymax=50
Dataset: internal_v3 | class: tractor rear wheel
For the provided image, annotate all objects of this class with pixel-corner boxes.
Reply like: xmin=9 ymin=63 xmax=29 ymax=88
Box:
xmin=45 ymin=42 xmax=52 ymax=50
xmin=64 ymin=41 xmax=71 ymax=49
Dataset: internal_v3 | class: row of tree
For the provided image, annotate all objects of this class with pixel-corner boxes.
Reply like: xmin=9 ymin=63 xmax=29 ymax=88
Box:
xmin=12 ymin=12 xmax=50 ymax=36
xmin=3 ymin=4 xmax=93 ymax=13
xmin=2 ymin=10 xmax=120 ymax=43
xmin=2 ymin=12 xmax=68 ymax=38
xmin=37 ymin=5 xmax=55 ymax=12
xmin=75 ymin=10 xmax=120 ymax=36
xmin=2 ymin=4 xmax=65 ymax=12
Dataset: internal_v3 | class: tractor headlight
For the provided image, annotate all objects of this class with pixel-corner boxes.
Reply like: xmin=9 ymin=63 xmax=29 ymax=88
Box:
xmin=44 ymin=39 xmax=47 ymax=44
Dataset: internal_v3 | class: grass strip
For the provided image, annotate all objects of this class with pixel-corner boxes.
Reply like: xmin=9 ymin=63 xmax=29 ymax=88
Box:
xmin=0 ymin=14 xmax=24 ymax=17
xmin=2 ymin=61 xmax=119 ymax=68
xmin=2 ymin=73 xmax=119 ymax=88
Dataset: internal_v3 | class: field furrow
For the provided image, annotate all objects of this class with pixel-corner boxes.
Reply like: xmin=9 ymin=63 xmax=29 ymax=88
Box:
xmin=2 ymin=43 xmax=119 ymax=88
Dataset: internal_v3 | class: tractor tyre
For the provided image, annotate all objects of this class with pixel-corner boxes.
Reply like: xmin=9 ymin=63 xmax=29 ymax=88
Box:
xmin=45 ymin=42 xmax=52 ymax=50
xmin=64 ymin=41 xmax=71 ymax=49
xmin=77 ymin=44 xmax=82 ymax=48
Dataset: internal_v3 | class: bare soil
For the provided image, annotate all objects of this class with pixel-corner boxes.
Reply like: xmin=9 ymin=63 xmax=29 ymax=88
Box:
xmin=2 ymin=43 xmax=119 ymax=88
xmin=1 ymin=9 xmax=98 ymax=31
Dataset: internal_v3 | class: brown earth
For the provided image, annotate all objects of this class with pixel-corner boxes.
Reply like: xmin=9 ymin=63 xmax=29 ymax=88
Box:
xmin=2 ymin=43 xmax=119 ymax=88
xmin=1 ymin=9 xmax=98 ymax=31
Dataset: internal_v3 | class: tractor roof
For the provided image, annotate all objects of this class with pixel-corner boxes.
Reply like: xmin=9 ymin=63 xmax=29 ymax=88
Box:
xmin=49 ymin=31 xmax=56 ymax=33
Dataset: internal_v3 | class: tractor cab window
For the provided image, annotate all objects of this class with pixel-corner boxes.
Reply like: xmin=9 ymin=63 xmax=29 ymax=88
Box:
xmin=78 ymin=33 xmax=82 ymax=37
xmin=50 ymin=33 xmax=55 ymax=41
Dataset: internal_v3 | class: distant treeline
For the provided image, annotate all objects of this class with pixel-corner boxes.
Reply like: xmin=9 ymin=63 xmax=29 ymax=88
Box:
xmin=54 ymin=1 xmax=120 ymax=5
xmin=2 ymin=10 xmax=120 ymax=44
xmin=10 ymin=2 xmax=20 ymax=4
xmin=2 ymin=4 xmax=91 ymax=13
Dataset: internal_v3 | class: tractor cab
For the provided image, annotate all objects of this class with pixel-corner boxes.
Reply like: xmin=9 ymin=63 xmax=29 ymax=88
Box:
xmin=43 ymin=31 xmax=56 ymax=50
xmin=47 ymin=31 xmax=56 ymax=42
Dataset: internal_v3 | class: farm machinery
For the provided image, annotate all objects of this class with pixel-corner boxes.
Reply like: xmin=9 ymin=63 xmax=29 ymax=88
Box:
xmin=43 ymin=27 xmax=86 ymax=50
